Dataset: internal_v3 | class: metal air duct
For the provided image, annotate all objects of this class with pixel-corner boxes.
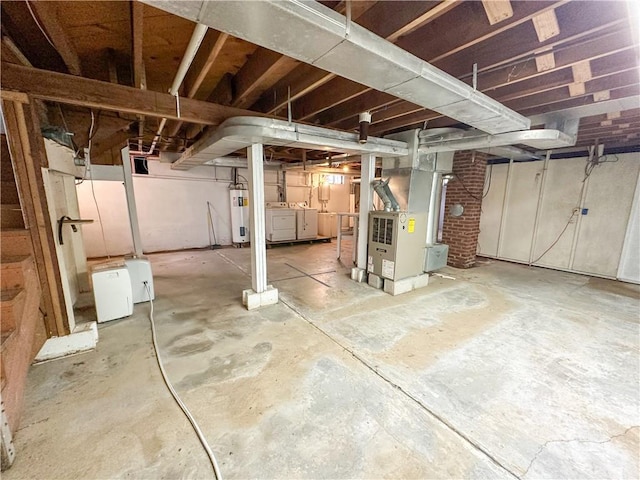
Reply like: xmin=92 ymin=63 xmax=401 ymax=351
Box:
xmin=373 ymin=179 xmax=400 ymax=212
xmin=141 ymin=0 xmax=530 ymax=135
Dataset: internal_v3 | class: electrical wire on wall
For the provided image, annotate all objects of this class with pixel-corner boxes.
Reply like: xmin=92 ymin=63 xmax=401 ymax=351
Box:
xmin=529 ymin=147 xmax=618 ymax=265
xmin=86 ymin=110 xmax=111 ymax=259
xmin=25 ymin=0 xmax=57 ymax=51
xmin=143 ymin=282 xmax=223 ymax=480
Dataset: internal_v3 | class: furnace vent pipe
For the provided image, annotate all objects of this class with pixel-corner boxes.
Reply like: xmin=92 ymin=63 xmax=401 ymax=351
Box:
xmin=373 ymin=178 xmax=400 ymax=212
xmin=359 ymin=111 xmax=371 ymax=144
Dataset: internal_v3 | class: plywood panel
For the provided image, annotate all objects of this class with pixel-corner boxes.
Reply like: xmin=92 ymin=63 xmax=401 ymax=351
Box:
xmin=499 ymin=161 xmax=544 ymax=262
xmin=531 ymin=158 xmax=583 ymax=269
xmin=572 ymin=153 xmax=640 ymax=277
xmin=478 ymin=163 xmax=508 ymax=257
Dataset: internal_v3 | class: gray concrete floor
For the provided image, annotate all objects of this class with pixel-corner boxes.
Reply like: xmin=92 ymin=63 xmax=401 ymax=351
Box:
xmin=5 ymin=240 xmax=640 ymax=479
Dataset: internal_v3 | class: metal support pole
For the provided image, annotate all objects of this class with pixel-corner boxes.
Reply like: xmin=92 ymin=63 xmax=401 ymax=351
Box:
xmin=247 ymin=143 xmax=267 ymax=293
xmin=120 ymin=147 xmax=144 ymax=257
xmin=357 ymin=153 xmax=375 ymax=270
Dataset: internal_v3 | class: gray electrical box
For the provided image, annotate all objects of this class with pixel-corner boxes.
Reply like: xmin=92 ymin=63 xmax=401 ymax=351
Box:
xmin=367 ymin=211 xmax=427 ymax=281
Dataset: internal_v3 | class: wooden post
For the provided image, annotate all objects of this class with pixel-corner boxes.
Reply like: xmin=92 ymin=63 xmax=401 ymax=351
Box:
xmin=2 ymin=96 xmax=69 ymax=336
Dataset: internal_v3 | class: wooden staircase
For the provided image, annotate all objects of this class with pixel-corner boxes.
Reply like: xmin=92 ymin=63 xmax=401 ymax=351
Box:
xmin=1 ymin=135 xmax=47 ymax=469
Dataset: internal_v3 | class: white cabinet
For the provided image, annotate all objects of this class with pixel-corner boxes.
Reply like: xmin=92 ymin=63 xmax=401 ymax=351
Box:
xmin=318 ymin=212 xmax=336 ymax=237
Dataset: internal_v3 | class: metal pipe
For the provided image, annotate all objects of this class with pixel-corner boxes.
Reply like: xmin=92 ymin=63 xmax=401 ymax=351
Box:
xmin=358 ymin=111 xmax=371 ymax=144
xmin=147 ymin=23 xmax=208 ymax=155
xmin=426 ymin=172 xmax=442 ymax=245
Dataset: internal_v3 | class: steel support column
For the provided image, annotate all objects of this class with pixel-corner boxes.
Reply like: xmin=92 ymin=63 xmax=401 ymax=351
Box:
xmin=247 ymin=143 xmax=267 ymax=293
xmin=357 ymin=153 xmax=376 ymax=271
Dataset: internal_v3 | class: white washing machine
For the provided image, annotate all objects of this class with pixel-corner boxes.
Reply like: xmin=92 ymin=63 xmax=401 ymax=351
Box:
xmin=265 ymin=204 xmax=296 ymax=241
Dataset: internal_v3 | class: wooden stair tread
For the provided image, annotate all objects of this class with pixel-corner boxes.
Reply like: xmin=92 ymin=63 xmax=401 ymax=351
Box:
xmin=0 ymin=255 xmax=30 ymax=266
xmin=0 ymin=254 xmax=31 ymax=268
xmin=0 ymin=288 xmax=24 ymax=303
xmin=1 ymin=328 xmax=16 ymax=351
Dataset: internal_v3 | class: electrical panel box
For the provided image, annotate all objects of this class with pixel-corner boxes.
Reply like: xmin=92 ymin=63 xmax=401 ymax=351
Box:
xmin=367 ymin=211 xmax=427 ymax=281
xmin=229 ymin=189 xmax=249 ymax=243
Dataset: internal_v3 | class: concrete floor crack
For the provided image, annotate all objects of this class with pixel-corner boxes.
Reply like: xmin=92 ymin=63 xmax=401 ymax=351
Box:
xmin=521 ymin=425 xmax=640 ymax=478
xmin=279 ymin=295 xmax=520 ymax=480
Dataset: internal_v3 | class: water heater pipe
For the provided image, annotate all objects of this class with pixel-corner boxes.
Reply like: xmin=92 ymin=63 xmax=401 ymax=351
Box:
xmin=147 ymin=23 xmax=209 ymax=154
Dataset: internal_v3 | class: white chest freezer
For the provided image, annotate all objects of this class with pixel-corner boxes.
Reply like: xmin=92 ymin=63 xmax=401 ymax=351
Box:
xmin=91 ymin=264 xmax=133 ymax=323
xmin=265 ymin=208 xmax=296 ymax=241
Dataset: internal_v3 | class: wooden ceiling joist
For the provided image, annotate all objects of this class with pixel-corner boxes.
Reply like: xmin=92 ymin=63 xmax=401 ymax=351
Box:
xmin=0 ymin=63 xmax=260 ymax=125
xmin=27 ymin=1 xmax=82 ymax=76
xmin=131 ymin=1 xmax=145 ymax=90
xmin=294 ymin=0 xmax=616 ymax=127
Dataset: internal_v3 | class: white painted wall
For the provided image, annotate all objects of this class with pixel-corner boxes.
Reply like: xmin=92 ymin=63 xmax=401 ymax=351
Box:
xmin=477 ymin=163 xmax=508 ymax=257
xmin=77 ymin=161 xmax=314 ymax=258
xmin=285 ymin=171 xmax=352 ymax=213
xmin=617 ymin=172 xmax=640 ymax=283
xmin=478 ymin=152 xmax=640 ymax=281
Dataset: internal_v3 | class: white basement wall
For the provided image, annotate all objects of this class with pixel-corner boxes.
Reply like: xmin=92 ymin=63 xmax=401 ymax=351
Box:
xmin=478 ymin=152 xmax=640 ymax=282
xmin=285 ymin=171 xmax=352 ymax=212
xmin=77 ymin=161 xmax=282 ymax=258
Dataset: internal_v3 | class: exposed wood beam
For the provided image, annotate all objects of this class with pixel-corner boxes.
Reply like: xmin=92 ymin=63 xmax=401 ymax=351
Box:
xmin=440 ymin=3 xmax=626 ymax=80
xmin=294 ymin=79 xmax=368 ymax=121
xmin=369 ymin=79 xmax=639 ymax=136
xmin=91 ymin=130 xmax=132 ymax=160
xmin=131 ymin=2 xmax=145 ymax=152
xmin=289 ymin=0 xmax=572 ymax=123
xmin=504 ymin=70 xmax=638 ymax=111
xmin=184 ymin=31 xmax=229 ymax=99
xmin=230 ymin=48 xmax=298 ymax=108
xmin=208 ymin=73 xmax=234 ymax=106
xmin=131 ymin=1 xmax=145 ymax=90
xmin=214 ymin=1 xmax=375 ymax=113
xmin=166 ymin=31 xmax=229 ymax=139
xmin=106 ymin=48 xmax=119 ymax=84
xmin=1 ymin=34 xmax=32 ymax=67
xmin=28 ymin=1 xmax=82 ymax=75
xmin=253 ymin=0 xmax=456 ymax=115
xmin=385 ymin=0 xmax=459 ymax=43
xmin=329 ymin=32 xmax=636 ymax=131
xmin=1 ymin=63 xmax=261 ymax=126
xmin=396 ymin=1 xmax=568 ymax=64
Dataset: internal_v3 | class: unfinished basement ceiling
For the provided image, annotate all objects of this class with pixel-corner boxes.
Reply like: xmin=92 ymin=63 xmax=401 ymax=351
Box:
xmin=1 ymin=0 xmax=638 ymax=163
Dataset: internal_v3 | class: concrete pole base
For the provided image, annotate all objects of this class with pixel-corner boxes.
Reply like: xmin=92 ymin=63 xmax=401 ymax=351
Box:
xmin=242 ymin=285 xmax=279 ymax=310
